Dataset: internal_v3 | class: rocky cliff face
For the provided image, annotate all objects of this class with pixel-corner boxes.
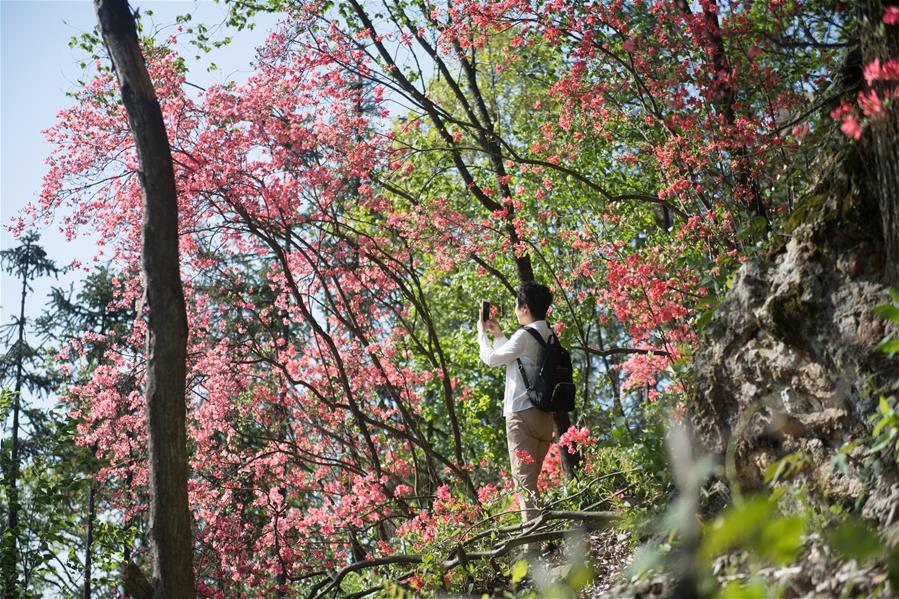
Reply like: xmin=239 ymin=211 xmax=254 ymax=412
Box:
xmin=689 ymin=155 xmax=899 ymax=518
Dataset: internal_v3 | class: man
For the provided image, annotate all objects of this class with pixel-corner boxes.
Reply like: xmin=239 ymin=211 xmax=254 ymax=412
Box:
xmin=477 ymin=281 xmax=556 ymax=553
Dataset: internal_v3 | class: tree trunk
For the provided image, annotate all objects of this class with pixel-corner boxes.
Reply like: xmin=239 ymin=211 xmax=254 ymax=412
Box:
xmin=82 ymin=482 xmax=95 ymax=599
xmin=2 ymin=266 xmax=28 ymax=598
xmin=94 ymin=1 xmax=194 ymax=597
xmin=859 ymin=0 xmax=899 ymax=283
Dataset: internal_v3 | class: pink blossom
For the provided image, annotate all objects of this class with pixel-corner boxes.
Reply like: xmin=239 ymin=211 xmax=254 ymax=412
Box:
xmin=884 ymin=6 xmax=899 ymax=24
xmin=515 ymin=448 xmax=535 ymax=464
xmin=558 ymin=426 xmax=595 ymax=454
xmin=393 ymin=484 xmax=413 ymax=498
xmin=858 ymin=90 xmax=884 ymax=117
xmin=840 ymin=115 xmax=863 ymax=140
xmin=863 ymin=58 xmax=899 ymax=85
xmin=476 ymin=483 xmax=499 ymax=503
xmin=537 ymin=444 xmax=564 ymax=492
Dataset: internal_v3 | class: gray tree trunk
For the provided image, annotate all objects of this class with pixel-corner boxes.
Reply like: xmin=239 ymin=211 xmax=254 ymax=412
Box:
xmin=94 ymin=1 xmax=194 ymax=597
xmin=82 ymin=482 xmax=95 ymax=599
xmin=2 ymin=260 xmax=29 ymax=598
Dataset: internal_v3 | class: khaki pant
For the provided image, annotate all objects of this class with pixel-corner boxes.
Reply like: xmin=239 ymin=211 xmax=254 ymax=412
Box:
xmin=505 ymin=407 xmax=555 ymax=528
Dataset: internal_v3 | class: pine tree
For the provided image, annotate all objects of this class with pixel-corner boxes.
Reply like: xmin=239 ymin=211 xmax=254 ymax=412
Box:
xmin=1 ymin=231 xmax=58 ymax=598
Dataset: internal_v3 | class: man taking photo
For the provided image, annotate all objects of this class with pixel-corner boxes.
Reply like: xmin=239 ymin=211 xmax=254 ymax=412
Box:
xmin=477 ymin=281 xmax=556 ymax=555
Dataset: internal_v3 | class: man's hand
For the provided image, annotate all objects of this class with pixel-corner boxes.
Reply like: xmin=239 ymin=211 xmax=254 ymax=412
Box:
xmin=483 ymin=318 xmax=503 ymax=338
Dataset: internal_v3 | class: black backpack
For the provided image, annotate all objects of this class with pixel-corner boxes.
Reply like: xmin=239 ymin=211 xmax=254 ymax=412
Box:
xmin=515 ymin=326 xmax=576 ymax=413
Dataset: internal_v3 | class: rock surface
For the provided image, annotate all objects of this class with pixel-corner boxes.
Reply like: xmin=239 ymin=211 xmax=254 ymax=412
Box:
xmin=689 ymin=162 xmax=899 ymax=515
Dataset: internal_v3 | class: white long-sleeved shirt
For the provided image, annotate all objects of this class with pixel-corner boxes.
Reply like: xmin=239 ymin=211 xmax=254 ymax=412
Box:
xmin=477 ymin=319 xmax=551 ymax=416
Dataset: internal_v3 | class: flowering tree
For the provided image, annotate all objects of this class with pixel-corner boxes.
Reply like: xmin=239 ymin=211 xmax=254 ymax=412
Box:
xmin=18 ymin=0 xmax=895 ymax=594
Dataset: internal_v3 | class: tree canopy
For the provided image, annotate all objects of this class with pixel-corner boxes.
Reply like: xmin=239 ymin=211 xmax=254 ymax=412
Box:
xmin=6 ymin=0 xmax=899 ymax=596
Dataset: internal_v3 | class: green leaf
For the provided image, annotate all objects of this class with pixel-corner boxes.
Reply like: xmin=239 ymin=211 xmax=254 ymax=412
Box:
xmin=871 ymin=429 xmax=896 ymax=452
xmin=872 ymin=303 xmax=899 ymax=323
xmin=714 ymin=579 xmax=768 ymax=599
xmin=887 ymin=544 xmax=899 ymax=591
xmin=695 ymin=295 xmax=718 ymax=309
xmin=627 ymin=544 xmax=663 ymax=577
xmin=828 ymin=519 xmax=883 ymax=563
xmin=755 ymin=516 xmax=804 ymax=564
xmin=830 ymin=453 xmax=849 ymax=476
xmin=695 ymin=309 xmax=714 ymax=333
xmin=0 ymin=389 xmax=15 ymax=420
xmin=511 ymin=558 xmax=528 ymax=584
xmin=566 ymin=563 xmax=595 ymax=591
xmin=875 ymin=337 xmax=899 ymax=354
xmin=700 ymin=496 xmax=774 ymax=559
xmin=764 ymin=453 xmax=806 ymax=484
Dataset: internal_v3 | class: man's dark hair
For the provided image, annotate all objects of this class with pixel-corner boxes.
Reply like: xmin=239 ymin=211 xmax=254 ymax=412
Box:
xmin=516 ymin=281 xmax=552 ymax=320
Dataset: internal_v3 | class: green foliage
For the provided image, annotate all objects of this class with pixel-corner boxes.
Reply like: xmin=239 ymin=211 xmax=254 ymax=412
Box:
xmin=871 ymin=396 xmax=899 ymax=463
xmin=219 ymin=0 xmax=290 ymax=31
xmin=511 ymin=558 xmax=528 ymax=585
xmin=865 ymin=288 xmax=899 ymax=465
xmin=763 ymin=451 xmax=811 ymax=486
xmin=828 ymin=518 xmax=883 ymax=563
xmin=874 ymin=288 xmax=899 ymax=357
xmin=0 ymin=388 xmax=14 ymax=423
xmin=714 ymin=579 xmax=770 ymax=599
xmin=700 ymin=495 xmax=805 ymax=566
xmin=544 ymin=416 xmax=669 ymax=522
xmin=383 ymin=579 xmax=416 ymax=598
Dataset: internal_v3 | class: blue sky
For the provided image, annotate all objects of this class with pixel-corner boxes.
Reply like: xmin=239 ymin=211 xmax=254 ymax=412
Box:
xmin=1 ymin=0 xmax=279 ymax=326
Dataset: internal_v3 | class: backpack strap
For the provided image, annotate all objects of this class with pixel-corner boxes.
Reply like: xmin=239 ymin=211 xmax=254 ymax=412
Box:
xmin=515 ymin=356 xmax=532 ymax=391
xmin=522 ymin=326 xmax=548 ymax=347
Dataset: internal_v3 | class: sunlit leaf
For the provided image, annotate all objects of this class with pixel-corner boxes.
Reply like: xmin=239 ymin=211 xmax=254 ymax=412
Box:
xmin=828 ymin=519 xmax=882 ymax=563
xmin=873 ymin=303 xmax=899 ymax=323
xmin=714 ymin=579 xmax=768 ymax=599
xmin=755 ymin=516 xmax=804 ymax=564
xmin=700 ymin=496 xmax=774 ymax=559
xmin=566 ymin=563 xmax=595 ymax=591
xmin=511 ymin=558 xmax=528 ymax=584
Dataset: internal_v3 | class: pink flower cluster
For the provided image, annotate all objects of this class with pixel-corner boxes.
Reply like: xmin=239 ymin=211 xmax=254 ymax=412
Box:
xmin=832 ymin=55 xmax=899 ymax=140
xmin=558 ymin=426 xmax=596 ymax=454
xmin=514 ymin=448 xmax=536 ymax=464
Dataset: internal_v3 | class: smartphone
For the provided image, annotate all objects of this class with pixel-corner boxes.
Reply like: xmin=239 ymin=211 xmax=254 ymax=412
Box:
xmin=481 ymin=300 xmax=491 ymax=322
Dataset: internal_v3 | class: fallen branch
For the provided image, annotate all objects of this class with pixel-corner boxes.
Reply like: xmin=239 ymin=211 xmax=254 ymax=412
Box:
xmin=444 ymin=521 xmax=615 ymax=570
xmin=574 ymin=345 xmax=672 ymax=358
xmin=310 ymin=510 xmax=617 ymax=598
xmin=311 ymin=555 xmax=423 ymax=599
xmin=454 ymin=469 xmax=639 ymax=546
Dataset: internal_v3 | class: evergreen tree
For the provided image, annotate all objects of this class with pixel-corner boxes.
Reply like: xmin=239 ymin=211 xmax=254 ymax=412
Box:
xmin=1 ymin=231 xmax=58 ymax=598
